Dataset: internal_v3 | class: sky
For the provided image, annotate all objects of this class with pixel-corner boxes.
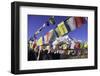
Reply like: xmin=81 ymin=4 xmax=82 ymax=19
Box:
xmin=28 ymin=15 xmax=88 ymax=42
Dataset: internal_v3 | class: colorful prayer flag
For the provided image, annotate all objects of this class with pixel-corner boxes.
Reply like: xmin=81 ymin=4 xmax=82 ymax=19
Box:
xmin=57 ymin=21 xmax=68 ymax=36
xmin=29 ymin=40 xmax=33 ymax=49
xmin=66 ymin=17 xmax=76 ymax=31
xmin=55 ymin=26 xmax=62 ymax=37
xmin=33 ymin=40 xmax=37 ymax=49
xmin=49 ymin=16 xmax=55 ymax=25
xmin=84 ymin=42 xmax=88 ymax=49
xmin=44 ymin=32 xmax=50 ymax=44
xmin=74 ymin=17 xmax=85 ymax=28
xmin=37 ymin=37 xmax=43 ymax=46
xmin=64 ymin=20 xmax=71 ymax=32
xmin=48 ymin=29 xmax=57 ymax=44
xmin=50 ymin=30 xmax=57 ymax=42
xmin=62 ymin=44 xmax=67 ymax=49
xmin=44 ymin=29 xmax=55 ymax=44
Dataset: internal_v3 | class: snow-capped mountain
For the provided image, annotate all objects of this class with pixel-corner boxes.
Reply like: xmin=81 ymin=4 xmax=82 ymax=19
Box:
xmin=52 ymin=35 xmax=74 ymax=46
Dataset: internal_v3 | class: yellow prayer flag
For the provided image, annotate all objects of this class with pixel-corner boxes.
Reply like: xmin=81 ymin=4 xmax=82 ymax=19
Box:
xmin=29 ymin=41 xmax=33 ymax=49
xmin=57 ymin=21 xmax=68 ymax=36
xmin=37 ymin=37 xmax=43 ymax=46
xmin=55 ymin=27 xmax=62 ymax=36
xmin=62 ymin=44 xmax=67 ymax=49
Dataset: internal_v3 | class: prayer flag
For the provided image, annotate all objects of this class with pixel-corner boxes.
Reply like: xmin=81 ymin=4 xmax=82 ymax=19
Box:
xmin=74 ymin=17 xmax=85 ymax=28
xmin=57 ymin=21 xmax=68 ymax=36
xmin=49 ymin=16 xmax=55 ymax=25
xmin=37 ymin=37 xmax=43 ymax=46
xmin=66 ymin=17 xmax=76 ymax=31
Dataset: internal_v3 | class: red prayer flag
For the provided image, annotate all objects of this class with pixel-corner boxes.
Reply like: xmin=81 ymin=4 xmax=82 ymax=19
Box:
xmin=46 ymin=32 xmax=50 ymax=43
xmin=75 ymin=17 xmax=85 ymax=28
xmin=33 ymin=40 xmax=37 ymax=49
